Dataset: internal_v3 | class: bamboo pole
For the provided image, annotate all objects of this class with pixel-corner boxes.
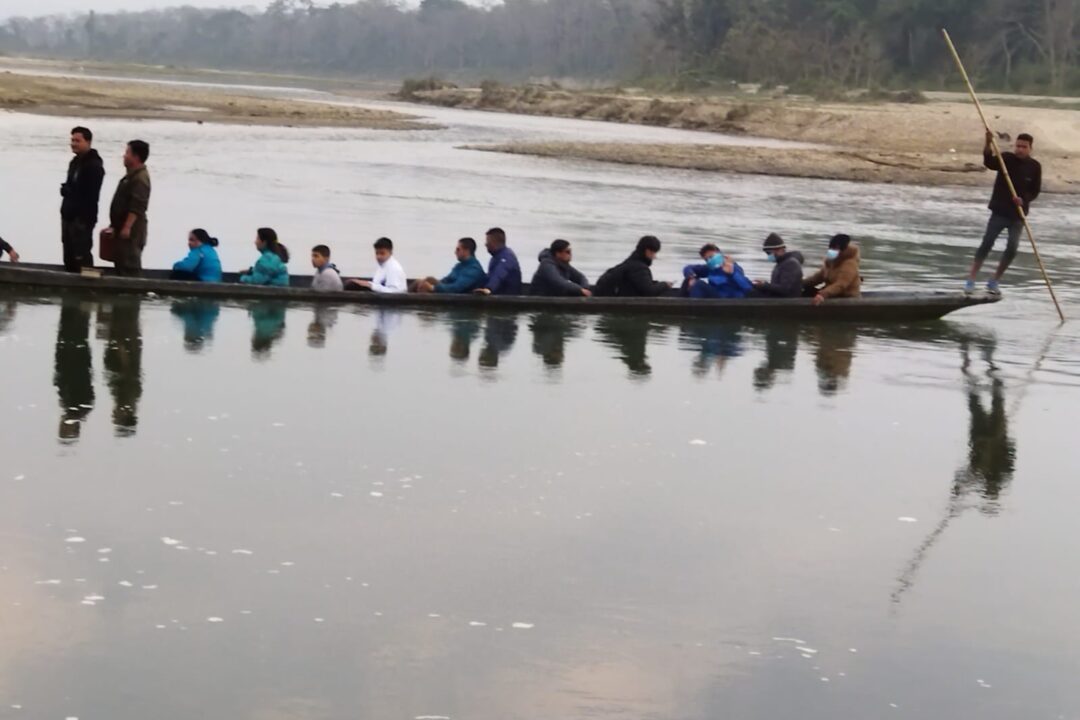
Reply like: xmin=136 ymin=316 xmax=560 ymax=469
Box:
xmin=941 ymin=28 xmax=1065 ymax=323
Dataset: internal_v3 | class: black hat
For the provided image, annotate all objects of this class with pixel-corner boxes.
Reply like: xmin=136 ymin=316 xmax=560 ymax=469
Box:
xmin=763 ymin=233 xmax=785 ymax=251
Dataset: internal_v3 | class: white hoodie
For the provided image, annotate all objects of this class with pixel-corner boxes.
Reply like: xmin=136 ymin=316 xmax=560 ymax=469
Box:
xmin=370 ymin=256 xmax=407 ymax=294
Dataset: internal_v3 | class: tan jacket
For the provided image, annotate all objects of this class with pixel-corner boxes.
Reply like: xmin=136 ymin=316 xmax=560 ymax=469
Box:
xmin=804 ymin=245 xmax=861 ymax=299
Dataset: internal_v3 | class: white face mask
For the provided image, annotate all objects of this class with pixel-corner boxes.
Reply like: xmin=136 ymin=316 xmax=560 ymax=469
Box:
xmin=826 ymin=249 xmax=841 ymax=261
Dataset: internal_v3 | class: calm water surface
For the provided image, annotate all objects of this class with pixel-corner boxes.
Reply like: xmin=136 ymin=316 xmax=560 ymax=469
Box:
xmin=2 ymin=84 xmax=1080 ymax=720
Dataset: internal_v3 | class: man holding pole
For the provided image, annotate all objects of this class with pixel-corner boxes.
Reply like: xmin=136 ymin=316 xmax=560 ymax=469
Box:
xmin=966 ymin=130 xmax=1041 ymax=295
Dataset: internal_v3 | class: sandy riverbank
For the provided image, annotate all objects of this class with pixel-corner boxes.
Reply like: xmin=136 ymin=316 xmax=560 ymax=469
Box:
xmin=415 ymin=85 xmax=1080 ymax=191
xmin=0 ymin=71 xmax=425 ymax=129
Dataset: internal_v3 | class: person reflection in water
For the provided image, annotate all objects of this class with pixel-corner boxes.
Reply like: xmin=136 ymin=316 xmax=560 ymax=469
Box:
xmin=594 ymin=316 xmax=659 ymax=378
xmin=529 ymin=313 xmax=584 ymax=369
xmin=170 ymin=300 xmax=221 ymax=352
xmin=479 ymin=316 xmax=518 ymax=369
xmin=54 ymin=299 xmax=95 ymax=442
xmin=250 ymin=301 xmax=287 ymax=359
xmin=678 ymin=321 xmax=744 ymax=379
xmin=812 ymin=326 xmax=858 ymax=396
xmin=307 ymin=306 xmax=338 ymax=349
xmin=753 ymin=324 xmax=799 ymax=391
xmin=103 ymin=297 xmax=143 ymax=436
xmin=369 ymin=309 xmax=402 ymax=360
xmin=446 ymin=311 xmax=481 ymax=363
xmin=956 ymin=337 xmax=1015 ymax=511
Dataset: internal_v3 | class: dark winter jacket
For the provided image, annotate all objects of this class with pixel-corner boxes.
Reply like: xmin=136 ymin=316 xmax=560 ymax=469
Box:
xmin=985 ymin=149 xmax=1040 ymax=219
xmin=61 ymin=149 xmax=106 ymax=224
xmin=530 ymin=249 xmax=589 ymax=296
xmin=756 ymin=251 xmax=805 ymax=298
xmin=594 ymin=250 xmax=668 ymax=297
xmin=0 ymin=237 xmax=11 ymax=259
xmin=485 ymin=246 xmax=523 ymax=295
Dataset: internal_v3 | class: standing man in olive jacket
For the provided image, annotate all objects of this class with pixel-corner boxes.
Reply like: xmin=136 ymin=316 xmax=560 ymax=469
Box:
xmin=104 ymin=140 xmax=151 ymax=277
xmin=60 ymin=127 xmax=105 ymax=272
xmin=966 ymin=131 xmax=1041 ymax=295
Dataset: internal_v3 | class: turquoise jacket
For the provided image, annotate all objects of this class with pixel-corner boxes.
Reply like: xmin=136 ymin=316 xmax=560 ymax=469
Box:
xmin=172 ymin=244 xmax=223 ymax=282
xmin=435 ymin=256 xmax=487 ymax=294
xmin=240 ymin=249 xmax=289 ymax=287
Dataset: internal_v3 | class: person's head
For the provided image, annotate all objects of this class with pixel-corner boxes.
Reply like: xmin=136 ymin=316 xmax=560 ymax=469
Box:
xmin=1015 ymin=133 xmax=1034 ymax=159
xmin=124 ymin=140 xmax=150 ymax=170
xmin=188 ymin=228 xmax=218 ymax=249
xmin=699 ymin=243 xmax=720 ymax=261
xmin=256 ymin=227 xmax=278 ymax=252
xmin=485 ymin=227 xmax=507 ymax=255
xmin=706 ymin=251 xmax=727 ymax=269
xmin=551 ymin=239 xmax=572 ymax=264
xmin=762 ymin=232 xmax=786 ymax=263
xmin=636 ymin=235 xmax=661 ymax=262
xmin=456 ymin=237 xmax=477 ymax=261
xmin=70 ymin=127 xmax=93 ymax=155
xmin=312 ymin=244 xmax=331 ymax=270
xmin=826 ymin=233 xmax=851 ymax=261
xmin=373 ymin=237 xmax=393 ymax=264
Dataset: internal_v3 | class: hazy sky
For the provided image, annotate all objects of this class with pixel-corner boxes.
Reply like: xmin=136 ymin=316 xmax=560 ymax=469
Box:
xmin=1 ymin=0 xmax=268 ymax=20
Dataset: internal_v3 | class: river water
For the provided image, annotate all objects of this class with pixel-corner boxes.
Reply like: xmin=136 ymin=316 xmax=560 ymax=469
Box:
xmin=1 ymin=84 xmax=1080 ymax=720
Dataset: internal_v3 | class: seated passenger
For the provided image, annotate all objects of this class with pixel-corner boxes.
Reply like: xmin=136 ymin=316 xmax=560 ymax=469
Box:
xmin=688 ymin=251 xmax=753 ymax=299
xmin=310 ymin=244 xmax=343 ymax=291
xmin=171 ymin=228 xmax=223 ymax=282
xmin=349 ymin=237 xmax=407 ymax=294
xmin=531 ymin=239 xmax=591 ymax=297
xmin=804 ymin=233 xmax=861 ymax=305
xmin=682 ymin=243 xmax=720 ymax=295
xmin=239 ymin=227 xmax=290 ymax=287
xmin=593 ymin=235 xmax=672 ymax=297
xmin=0 ymin=236 xmax=19 ymax=263
xmin=414 ymin=237 xmax=487 ymax=294
xmin=473 ymin=227 xmax=522 ymax=296
xmin=751 ymin=233 xmax=804 ymax=298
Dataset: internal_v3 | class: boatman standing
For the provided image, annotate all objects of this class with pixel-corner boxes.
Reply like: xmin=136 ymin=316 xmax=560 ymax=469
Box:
xmin=966 ymin=130 xmax=1041 ymax=295
xmin=60 ymin=127 xmax=105 ymax=272
xmin=103 ymin=140 xmax=152 ymax=277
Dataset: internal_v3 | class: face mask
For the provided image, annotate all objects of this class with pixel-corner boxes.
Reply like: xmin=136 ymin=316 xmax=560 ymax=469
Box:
xmin=706 ymin=253 xmax=725 ymax=269
xmin=826 ymin=249 xmax=841 ymax=261
xmin=766 ymin=253 xmax=777 ymax=264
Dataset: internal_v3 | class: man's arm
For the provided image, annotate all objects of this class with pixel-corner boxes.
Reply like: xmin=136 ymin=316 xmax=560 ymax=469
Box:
xmin=120 ymin=175 xmax=150 ymax=240
xmin=486 ymin=258 xmax=510 ymax=293
xmin=1030 ymin=161 xmax=1042 ymax=203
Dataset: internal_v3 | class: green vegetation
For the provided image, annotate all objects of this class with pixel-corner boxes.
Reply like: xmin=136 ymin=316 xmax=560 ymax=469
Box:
xmin=1 ymin=0 xmax=1077 ymax=94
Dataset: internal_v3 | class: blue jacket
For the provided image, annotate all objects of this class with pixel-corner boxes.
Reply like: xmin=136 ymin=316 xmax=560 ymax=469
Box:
xmin=689 ymin=262 xmax=754 ymax=299
xmin=240 ymin=249 xmax=289 ymax=287
xmin=435 ymin=256 xmax=487 ymax=294
xmin=486 ymin=247 xmax=522 ymax=295
xmin=172 ymin=244 xmax=223 ymax=282
xmin=682 ymin=262 xmax=710 ymax=280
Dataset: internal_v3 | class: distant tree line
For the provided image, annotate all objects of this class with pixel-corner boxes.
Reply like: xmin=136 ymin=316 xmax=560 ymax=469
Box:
xmin=1 ymin=0 xmax=1077 ymax=93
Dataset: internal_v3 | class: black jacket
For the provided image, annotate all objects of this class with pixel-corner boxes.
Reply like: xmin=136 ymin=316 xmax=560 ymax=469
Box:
xmin=61 ymin=149 xmax=106 ymax=224
xmin=0 ymin=237 xmax=11 ymax=258
xmin=756 ymin=251 xmax=805 ymax=298
xmin=985 ymin=150 xmax=1040 ymax=219
xmin=530 ymin=249 xmax=589 ymax=296
xmin=594 ymin=251 xmax=668 ymax=297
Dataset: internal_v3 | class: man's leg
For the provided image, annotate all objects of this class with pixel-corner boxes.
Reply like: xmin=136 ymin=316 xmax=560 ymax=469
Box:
xmin=993 ymin=220 xmax=1024 ymax=280
xmin=969 ymin=214 xmax=1007 ymax=280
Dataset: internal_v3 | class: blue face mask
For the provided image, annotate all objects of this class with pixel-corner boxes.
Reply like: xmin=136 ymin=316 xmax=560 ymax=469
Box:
xmin=706 ymin=253 xmax=725 ymax=270
xmin=766 ymin=253 xmax=777 ymax=264
xmin=826 ymin=249 xmax=841 ymax=261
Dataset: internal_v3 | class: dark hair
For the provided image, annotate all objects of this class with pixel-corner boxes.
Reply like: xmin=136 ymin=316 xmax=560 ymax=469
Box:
xmin=190 ymin=228 xmax=218 ymax=247
xmin=828 ymin=233 xmax=852 ymax=251
xmin=486 ymin=227 xmax=507 ymax=244
xmin=636 ymin=235 xmax=661 ymax=253
xmin=550 ymin=239 xmax=571 ymax=254
xmin=71 ymin=126 xmax=93 ymax=143
xmin=1017 ymin=133 xmax=1034 ymax=145
xmin=127 ymin=140 xmax=150 ymax=163
xmin=373 ymin=237 xmax=393 ymax=252
xmin=458 ymin=237 xmax=477 ymax=254
xmin=257 ymin=227 xmax=289 ymax=263
xmin=699 ymin=243 xmax=719 ymax=257
xmin=312 ymin=244 xmax=331 ymax=258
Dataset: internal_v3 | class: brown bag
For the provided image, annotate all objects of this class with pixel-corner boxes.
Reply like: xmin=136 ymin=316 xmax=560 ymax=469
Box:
xmin=99 ymin=229 xmax=116 ymax=263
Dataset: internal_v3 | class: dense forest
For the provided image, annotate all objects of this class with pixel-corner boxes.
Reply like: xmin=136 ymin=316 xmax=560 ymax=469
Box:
xmin=1 ymin=0 xmax=1077 ymax=93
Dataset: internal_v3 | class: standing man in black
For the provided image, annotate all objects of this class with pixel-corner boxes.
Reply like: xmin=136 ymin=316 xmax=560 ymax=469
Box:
xmin=60 ymin=127 xmax=106 ymax=272
xmin=966 ymin=131 xmax=1041 ymax=295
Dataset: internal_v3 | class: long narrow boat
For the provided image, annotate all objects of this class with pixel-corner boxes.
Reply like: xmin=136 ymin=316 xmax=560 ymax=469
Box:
xmin=0 ymin=263 xmax=1000 ymax=321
